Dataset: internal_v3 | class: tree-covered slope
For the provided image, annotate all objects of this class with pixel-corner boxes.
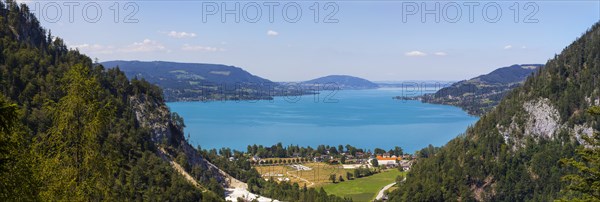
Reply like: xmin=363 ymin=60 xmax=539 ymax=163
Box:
xmin=302 ymin=75 xmax=379 ymax=90
xmin=0 ymin=1 xmax=225 ymax=200
xmin=414 ymin=64 xmax=542 ymax=115
xmin=103 ymin=60 xmax=274 ymax=86
xmin=102 ymin=60 xmax=277 ymax=101
xmin=389 ymin=22 xmax=600 ymax=201
xmin=474 ymin=64 xmax=542 ymax=84
xmin=0 ymin=2 xmax=359 ymax=201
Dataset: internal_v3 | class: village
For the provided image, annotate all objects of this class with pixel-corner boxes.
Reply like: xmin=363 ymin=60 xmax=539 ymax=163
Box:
xmin=248 ymin=150 xmax=416 ymax=185
xmin=252 ymin=150 xmax=415 ymax=167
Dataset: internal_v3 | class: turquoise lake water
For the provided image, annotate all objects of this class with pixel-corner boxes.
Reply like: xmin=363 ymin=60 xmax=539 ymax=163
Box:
xmin=167 ymin=88 xmax=478 ymax=153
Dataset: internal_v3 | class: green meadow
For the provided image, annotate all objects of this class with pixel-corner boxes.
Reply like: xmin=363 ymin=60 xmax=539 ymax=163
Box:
xmin=322 ymin=169 xmax=405 ymax=202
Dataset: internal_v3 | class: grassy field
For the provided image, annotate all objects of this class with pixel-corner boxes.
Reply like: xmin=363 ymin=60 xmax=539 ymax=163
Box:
xmin=254 ymin=162 xmax=361 ymax=187
xmin=321 ymin=169 xmax=405 ymax=202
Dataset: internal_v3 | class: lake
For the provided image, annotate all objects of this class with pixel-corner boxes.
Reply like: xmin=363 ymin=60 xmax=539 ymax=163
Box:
xmin=167 ymin=88 xmax=478 ymax=153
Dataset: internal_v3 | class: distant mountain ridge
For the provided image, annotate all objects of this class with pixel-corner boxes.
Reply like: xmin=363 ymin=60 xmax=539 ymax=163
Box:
xmin=103 ymin=61 xmax=380 ymax=101
xmin=102 ymin=60 xmax=274 ymax=86
xmin=302 ymin=75 xmax=379 ymax=90
xmin=101 ymin=60 xmax=277 ymax=101
xmin=401 ymin=64 xmax=543 ymax=115
xmin=471 ymin=64 xmax=543 ymax=84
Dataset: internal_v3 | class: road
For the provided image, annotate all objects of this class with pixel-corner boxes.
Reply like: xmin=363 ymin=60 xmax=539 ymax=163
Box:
xmin=374 ymin=182 xmax=396 ymax=201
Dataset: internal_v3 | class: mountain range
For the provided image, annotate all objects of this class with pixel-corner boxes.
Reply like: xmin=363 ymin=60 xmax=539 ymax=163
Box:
xmin=406 ymin=64 xmax=543 ymax=115
xmin=102 ymin=61 xmax=380 ymax=101
xmin=301 ymin=75 xmax=379 ymax=90
xmin=101 ymin=60 xmax=276 ymax=101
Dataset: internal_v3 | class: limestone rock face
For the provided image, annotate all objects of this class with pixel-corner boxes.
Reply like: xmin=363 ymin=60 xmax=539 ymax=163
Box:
xmin=130 ymin=94 xmax=227 ymax=186
xmin=523 ymin=98 xmax=561 ymax=140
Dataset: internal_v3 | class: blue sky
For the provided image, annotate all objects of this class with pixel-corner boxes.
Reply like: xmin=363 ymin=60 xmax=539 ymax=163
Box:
xmin=20 ymin=0 xmax=600 ymax=81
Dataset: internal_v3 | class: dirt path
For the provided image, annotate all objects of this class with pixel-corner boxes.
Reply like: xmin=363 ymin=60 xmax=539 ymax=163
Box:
xmin=203 ymin=157 xmax=248 ymax=189
xmin=286 ymin=170 xmax=315 ymax=187
xmin=157 ymin=147 xmax=203 ymax=189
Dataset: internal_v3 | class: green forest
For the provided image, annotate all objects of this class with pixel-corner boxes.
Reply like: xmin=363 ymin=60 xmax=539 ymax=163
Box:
xmin=0 ymin=0 xmax=225 ymax=200
xmin=388 ymin=22 xmax=600 ymax=201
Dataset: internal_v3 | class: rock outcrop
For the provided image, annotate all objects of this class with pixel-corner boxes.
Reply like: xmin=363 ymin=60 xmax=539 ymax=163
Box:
xmin=129 ymin=94 xmax=227 ymax=186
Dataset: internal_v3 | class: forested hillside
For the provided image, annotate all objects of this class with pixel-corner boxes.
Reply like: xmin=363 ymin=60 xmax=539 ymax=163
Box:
xmin=389 ymin=22 xmax=600 ymax=201
xmin=401 ymin=64 xmax=542 ymax=116
xmin=0 ymin=2 xmax=357 ymax=201
xmin=302 ymin=75 xmax=379 ymax=90
xmin=102 ymin=60 xmax=277 ymax=101
xmin=0 ymin=1 xmax=225 ymax=200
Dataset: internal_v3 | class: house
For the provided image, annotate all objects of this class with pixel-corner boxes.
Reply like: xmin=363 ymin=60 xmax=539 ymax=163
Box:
xmin=399 ymin=160 xmax=413 ymax=171
xmin=321 ymin=155 xmax=332 ymax=160
xmin=251 ymin=155 xmax=261 ymax=162
xmin=313 ymin=156 xmax=323 ymax=162
xmin=375 ymin=155 xmax=401 ymax=167
xmin=355 ymin=152 xmax=365 ymax=158
xmin=314 ymin=155 xmax=333 ymax=162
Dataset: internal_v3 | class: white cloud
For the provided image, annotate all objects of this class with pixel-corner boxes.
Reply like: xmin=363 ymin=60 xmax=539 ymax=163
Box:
xmin=521 ymin=46 xmax=527 ymax=49
xmin=120 ymin=39 xmax=167 ymax=52
xmin=405 ymin=51 xmax=427 ymax=57
xmin=70 ymin=43 xmax=115 ymax=54
xmin=167 ymin=31 xmax=197 ymax=38
xmin=504 ymin=45 xmax=513 ymax=50
xmin=181 ymin=44 xmax=225 ymax=52
xmin=68 ymin=39 xmax=171 ymax=54
xmin=434 ymin=52 xmax=447 ymax=56
xmin=267 ymin=30 xmax=279 ymax=36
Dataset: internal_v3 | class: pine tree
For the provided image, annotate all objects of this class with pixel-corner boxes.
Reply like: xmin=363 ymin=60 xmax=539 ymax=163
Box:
xmin=560 ymin=106 xmax=600 ymax=200
xmin=0 ymin=95 xmax=37 ymax=200
xmin=36 ymin=64 xmax=114 ymax=200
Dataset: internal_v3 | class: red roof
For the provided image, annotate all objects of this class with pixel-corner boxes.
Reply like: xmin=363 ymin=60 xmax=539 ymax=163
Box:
xmin=376 ymin=156 xmax=401 ymax=161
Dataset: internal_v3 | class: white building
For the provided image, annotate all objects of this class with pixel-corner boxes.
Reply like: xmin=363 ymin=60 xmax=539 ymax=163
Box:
xmin=374 ymin=155 xmax=400 ymax=167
